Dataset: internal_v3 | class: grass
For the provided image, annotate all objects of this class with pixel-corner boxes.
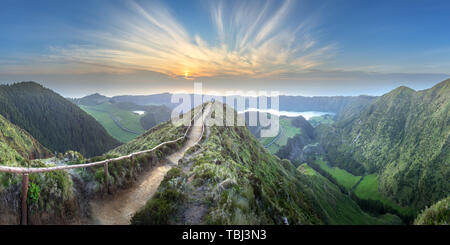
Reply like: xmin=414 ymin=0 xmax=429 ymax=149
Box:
xmin=297 ymin=163 xmax=403 ymax=225
xmin=316 ymin=159 xmax=361 ymax=190
xmin=80 ymin=103 xmax=145 ymax=143
xmin=315 ymin=158 xmax=415 ymax=218
xmin=354 ymin=174 xmax=414 ymax=216
xmin=259 ymin=118 xmax=301 ymax=154
xmin=308 ymin=114 xmax=334 ymax=127
xmin=130 ymin=103 xmax=405 ymax=225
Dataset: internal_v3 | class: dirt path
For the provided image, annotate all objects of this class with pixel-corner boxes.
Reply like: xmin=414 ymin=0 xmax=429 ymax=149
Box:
xmin=88 ymin=104 xmax=211 ymax=225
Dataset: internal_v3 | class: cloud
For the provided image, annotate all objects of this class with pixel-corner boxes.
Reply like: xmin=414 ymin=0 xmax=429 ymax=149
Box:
xmin=24 ymin=0 xmax=334 ymax=79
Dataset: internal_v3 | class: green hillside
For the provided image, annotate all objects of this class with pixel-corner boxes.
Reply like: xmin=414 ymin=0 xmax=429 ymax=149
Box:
xmin=0 ymin=114 xmax=50 ymax=168
xmin=80 ymin=103 xmax=145 ymax=143
xmin=0 ymin=115 xmax=79 ymax=224
xmin=316 ymin=79 xmax=450 ymax=210
xmin=414 ymin=196 xmax=450 ymax=225
xmin=131 ymin=103 xmax=401 ymax=225
xmin=75 ymin=95 xmax=171 ymax=143
xmin=308 ymin=114 xmax=335 ymax=127
xmin=258 ymin=117 xmax=301 ymax=154
xmin=0 ymin=82 xmax=120 ymax=157
xmin=315 ymin=159 xmax=361 ymax=190
xmin=297 ymin=164 xmax=402 ymax=225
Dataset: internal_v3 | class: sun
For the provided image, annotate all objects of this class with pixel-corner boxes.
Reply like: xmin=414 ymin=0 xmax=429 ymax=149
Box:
xmin=184 ymin=71 xmax=189 ymax=78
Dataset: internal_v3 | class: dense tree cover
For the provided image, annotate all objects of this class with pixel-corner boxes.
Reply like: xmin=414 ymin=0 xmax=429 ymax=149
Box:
xmin=315 ymin=79 xmax=450 ymax=210
xmin=132 ymin=102 xmax=401 ymax=225
xmin=0 ymin=82 xmax=120 ymax=157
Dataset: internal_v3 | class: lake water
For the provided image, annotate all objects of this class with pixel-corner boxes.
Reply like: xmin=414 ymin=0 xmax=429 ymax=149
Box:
xmin=133 ymin=110 xmax=146 ymax=116
xmin=239 ymin=108 xmax=335 ymax=120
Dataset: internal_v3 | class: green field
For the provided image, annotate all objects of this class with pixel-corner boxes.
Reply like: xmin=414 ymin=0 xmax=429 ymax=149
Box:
xmin=297 ymin=164 xmax=403 ymax=225
xmin=80 ymin=103 xmax=145 ymax=143
xmin=354 ymin=174 xmax=414 ymax=216
xmin=314 ymin=159 xmax=414 ymax=217
xmin=316 ymin=159 xmax=362 ymax=190
xmin=259 ymin=118 xmax=301 ymax=154
xmin=308 ymin=114 xmax=334 ymax=127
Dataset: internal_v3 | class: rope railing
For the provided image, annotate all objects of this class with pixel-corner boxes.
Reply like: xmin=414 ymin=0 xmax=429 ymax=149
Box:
xmin=0 ymin=103 xmax=209 ymax=225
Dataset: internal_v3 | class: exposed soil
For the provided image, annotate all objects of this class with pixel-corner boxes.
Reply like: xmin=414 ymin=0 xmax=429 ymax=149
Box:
xmin=87 ymin=104 xmax=211 ymax=225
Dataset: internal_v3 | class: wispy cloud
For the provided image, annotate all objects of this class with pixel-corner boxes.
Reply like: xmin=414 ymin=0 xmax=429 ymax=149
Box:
xmin=2 ymin=0 xmax=334 ymax=79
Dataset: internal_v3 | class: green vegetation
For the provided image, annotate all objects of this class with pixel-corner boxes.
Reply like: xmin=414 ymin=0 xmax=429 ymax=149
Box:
xmin=354 ymin=174 xmax=414 ymax=216
xmin=132 ymin=167 xmax=187 ymax=225
xmin=308 ymin=114 xmax=334 ymax=127
xmin=297 ymin=164 xmax=402 ymax=225
xmin=316 ymin=79 xmax=450 ymax=211
xmin=0 ymin=82 xmax=120 ymax=157
xmin=132 ymin=103 xmax=402 ymax=225
xmin=311 ymin=157 xmax=414 ymax=221
xmin=274 ymin=116 xmax=318 ymax=167
xmin=80 ymin=103 xmax=145 ymax=143
xmin=0 ymin=115 xmax=79 ymax=224
xmin=28 ymin=182 xmax=40 ymax=205
xmin=259 ymin=118 xmax=301 ymax=153
xmin=0 ymin=113 xmax=51 ymax=192
xmin=109 ymin=120 xmax=187 ymax=155
xmin=315 ymin=159 xmax=361 ymax=190
xmin=0 ymin=114 xmax=50 ymax=168
xmin=76 ymin=117 xmax=190 ymax=194
xmin=414 ymin=196 xmax=450 ymax=225
xmin=76 ymin=95 xmax=171 ymax=143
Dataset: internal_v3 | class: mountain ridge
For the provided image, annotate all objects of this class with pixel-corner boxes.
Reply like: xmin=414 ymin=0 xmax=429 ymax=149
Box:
xmin=316 ymin=79 xmax=450 ymax=210
xmin=0 ymin=81 xmax=121 ymax=157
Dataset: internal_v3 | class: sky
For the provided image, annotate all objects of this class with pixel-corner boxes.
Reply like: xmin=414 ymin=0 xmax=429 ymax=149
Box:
xmin=0 ymin=0 xmax=449 ymax=97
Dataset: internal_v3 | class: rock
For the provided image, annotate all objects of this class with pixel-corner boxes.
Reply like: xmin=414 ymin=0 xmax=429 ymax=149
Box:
xmin=218 ymin=178 xmax=237 ymax=190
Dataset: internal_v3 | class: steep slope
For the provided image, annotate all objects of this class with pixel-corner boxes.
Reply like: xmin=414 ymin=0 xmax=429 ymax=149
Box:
xmin=74 ymin=94 xmax=172 ymax=142
xmin=414 ymin=196 xmax=449 ymax=225
xmin=275 ymin=116 xmax=323 ymax=166
xmin=131 ymin=102 xmax=400 ymax=225
xmin=0 ymin=82 xmax=120 ymax=157
xmin=139 ymin=105 xmax=171 ymax=130
xmin=334 ymin=95 xmax=378 ymax=121
xmin=0 ymin=115 xmax=79 ymax=225
xmin=316 ymin=79 xmax=450 ymax=210
xmin=297 ymin=164 xmax=402 ymax=225
xmin=0 ymin=114 xmax=51 ymax=167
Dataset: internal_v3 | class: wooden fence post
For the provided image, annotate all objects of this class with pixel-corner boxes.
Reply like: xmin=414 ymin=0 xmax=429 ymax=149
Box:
xmin=104 ymin=161 xmax=110 ymax=194
xmin=21 ymin=173 xmax=29 ymax=225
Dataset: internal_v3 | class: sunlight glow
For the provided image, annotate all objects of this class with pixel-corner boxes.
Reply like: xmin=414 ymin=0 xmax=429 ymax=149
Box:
xmin=46 ymin=0 xmax=333 ymax=79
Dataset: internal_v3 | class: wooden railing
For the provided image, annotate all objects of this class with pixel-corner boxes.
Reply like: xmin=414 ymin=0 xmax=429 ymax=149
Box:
xmin=0 ymin=104 xmax=208 ymax=225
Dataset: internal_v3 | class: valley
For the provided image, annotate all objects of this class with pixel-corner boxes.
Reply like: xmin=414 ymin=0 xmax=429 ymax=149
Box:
xmin=72 ymin=94 xmax=172 ymax=143
xmin=0 ymin=80 xmax=448 ymax=225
